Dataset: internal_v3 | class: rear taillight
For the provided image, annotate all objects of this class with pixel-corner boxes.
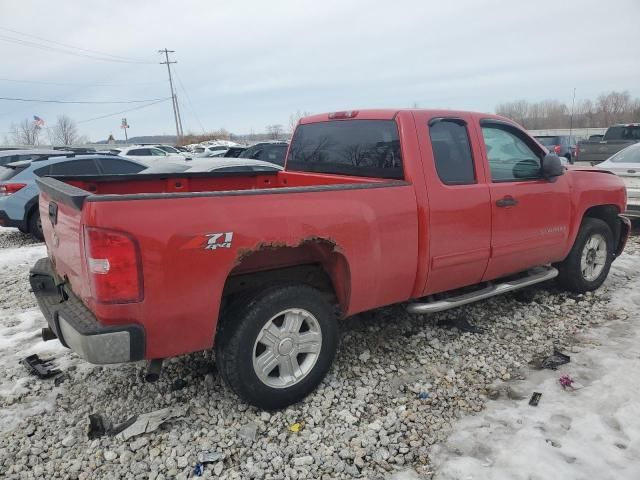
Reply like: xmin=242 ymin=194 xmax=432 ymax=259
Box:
xmin=553 ymin=145 xmax=561 ymax=154
xmin=0 ymin=183 xmax=27 ymax=196
xmin=83 ymin=227 xmax=143 ymax=303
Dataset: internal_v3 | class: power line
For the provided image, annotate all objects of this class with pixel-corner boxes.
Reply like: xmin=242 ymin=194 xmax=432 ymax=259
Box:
xmin=0 ymin=34 xmax=154 ymax=65
xmin=0 ymin=96 xmax=171 ymax=104
xmin=0 ymin=77 xmax=163 ymax=87
xmin=0 ymin=26 xmax=155 ymax=64
xmin=76 ymin=99 xmax=171 ymax=124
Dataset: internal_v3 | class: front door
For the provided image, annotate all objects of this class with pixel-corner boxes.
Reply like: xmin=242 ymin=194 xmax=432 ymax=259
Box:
xmin=480 ymin=121 xmax=571 ymax=280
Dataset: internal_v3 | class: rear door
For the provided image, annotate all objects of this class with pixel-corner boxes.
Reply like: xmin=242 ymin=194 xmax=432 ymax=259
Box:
xmin=413 ymin=112 xmax=492 ymax=295
xmin=479 ymin=120 xmax=571 ymax=280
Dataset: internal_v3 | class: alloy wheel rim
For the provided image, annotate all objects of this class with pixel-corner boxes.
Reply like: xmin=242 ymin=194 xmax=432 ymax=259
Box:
xmin=580 ymin=233 xmax=607 ymax=281
xmin=252 ymin=308 xmax=322 ymax=389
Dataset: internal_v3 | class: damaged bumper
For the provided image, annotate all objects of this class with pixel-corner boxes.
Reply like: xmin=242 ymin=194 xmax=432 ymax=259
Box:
xmin=29 ymin=257 xmax=145 ymax=364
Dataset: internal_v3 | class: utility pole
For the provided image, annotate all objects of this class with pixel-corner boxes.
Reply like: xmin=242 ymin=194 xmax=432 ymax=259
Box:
xmin=159 ymin=48 xmax=183 ymax=141
xmin=569 ymin=87 xmax=576 ymax=140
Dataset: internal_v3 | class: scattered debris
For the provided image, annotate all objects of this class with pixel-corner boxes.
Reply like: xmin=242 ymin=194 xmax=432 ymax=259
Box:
xmin=529 ymin=349 xmax=571 ymax=370
xmin=88 ymin=413 xmax=112 ymax=440
xmin=53 ymin=374 xmax=68 ymax=386
xmin=20 ymin=354 xmax=61 ymax=379
xmin=197 ymin=451 xmax=225 ymax=463
xmin=528 ymin=392 xmax=542 ymax=406
xmin=418 ymin=392 xmax=430 ymax=400
xmin=193 ymin=463 xmax=204 ymax=477
xmin=116 ymin=407 xmax=186 ymax=440
xmin=170 ymin=378 xmax=188 ymax=391
xmin=289 ymin=422 xmax=304 ymax=433
xmin=437 ymin=317 xmax=483 ymax=334
xmin=237 ymin=421 xmax=258 ymax=442
xmin=559 ymin=374 xmax=574 ymax=389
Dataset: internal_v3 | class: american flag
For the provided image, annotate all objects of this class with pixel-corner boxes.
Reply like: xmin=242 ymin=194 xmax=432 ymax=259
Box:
xmin=33 ymin=115 xmax=45 ymax=127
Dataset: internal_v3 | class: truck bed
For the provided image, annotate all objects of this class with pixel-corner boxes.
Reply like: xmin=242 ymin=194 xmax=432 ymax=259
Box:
xmin=47 ymin=170 xmax=387 ymax=203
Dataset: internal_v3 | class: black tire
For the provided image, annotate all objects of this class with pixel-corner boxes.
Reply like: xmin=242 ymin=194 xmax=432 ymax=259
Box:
xmin=28 ymin=209 xmax=44 ymax=241
xmin=556 ymin=218 xmax=614 ymax=293
xmin=215 ymin=284 xmax=338 ymax=410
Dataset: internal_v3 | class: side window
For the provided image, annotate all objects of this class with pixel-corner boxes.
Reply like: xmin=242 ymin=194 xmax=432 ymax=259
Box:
xmin=127 ymin=149 xmax=148 ymax=156
xmin=481 ymin=124 xmax=542 ymax=182
xmin=33 ymin=165 xmax=52 ymax=176
xmin=49 ymin=160 xmax=99 ymax=175
xmin=150 ymin=148 xmax=167 ymax=156
xmin=428 ymin=119 xmax=476 ymax=185
xmin=97 ymin=159 xmax=146 ymax=174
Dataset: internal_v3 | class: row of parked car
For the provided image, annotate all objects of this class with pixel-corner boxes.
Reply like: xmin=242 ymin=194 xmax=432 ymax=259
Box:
xmin=0 ymin=141 xmax=290 ymax=240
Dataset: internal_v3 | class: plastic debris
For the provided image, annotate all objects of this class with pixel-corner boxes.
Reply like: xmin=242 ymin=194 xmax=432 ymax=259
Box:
xmin=437 ymin=317 xmax=483 ymax=334
xmin=559 ymin=374 xmax=574 ymax=389
xmin=418 ymin=392 xmax=430 ymax=400
xmin=197 ymin=451 xmax=225 ymax=463
xmin=238 ymin=421 xmax=258 ymax=441
xmin=542 ymin=350 xmax=571 ymax=370
xmin=115 ymin=406 xmax=187 ymax=440
xmin=529 ymin=392 xmax=542 ymax=406
xmin=193 ymin=463 xmax=204 ymax=476
xmin=20 ymin=354 xmax=61 ymax=379
xmin=289 ymin=422 xmax=304 ymax=433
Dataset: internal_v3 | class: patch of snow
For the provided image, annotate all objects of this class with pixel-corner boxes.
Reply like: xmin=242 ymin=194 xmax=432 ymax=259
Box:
xmin=428 ymin=253 xmax=640 ymax=480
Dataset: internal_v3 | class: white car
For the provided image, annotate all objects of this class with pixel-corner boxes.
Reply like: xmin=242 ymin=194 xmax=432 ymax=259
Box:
xmin=596 ymin=142 xmax=640 ymax=217
xmin=193 ymin=145 xmax=230 ymax=158
xmin=150 ymin=145 xmax=192 ymax=158
xmin=110 ymin=146 xmax=189 ymax=166
xmin=140 ymin=158 xmax=283 ymax=174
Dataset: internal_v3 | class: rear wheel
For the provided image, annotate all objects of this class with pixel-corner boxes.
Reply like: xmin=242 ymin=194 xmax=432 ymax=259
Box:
xmin=216 ymin=285 xmax=338 ymax=410
xmin=556 ymin=218 xmax=614 ymax=293
xmin=28 ymin=209 xmax=43 ymax=241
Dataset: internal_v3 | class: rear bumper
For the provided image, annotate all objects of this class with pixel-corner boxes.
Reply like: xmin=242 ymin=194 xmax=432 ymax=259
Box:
xmin=0 ymin=210 xmax=25 ymax=230
xmin=29 ymin=257 xmax=145 ymax=364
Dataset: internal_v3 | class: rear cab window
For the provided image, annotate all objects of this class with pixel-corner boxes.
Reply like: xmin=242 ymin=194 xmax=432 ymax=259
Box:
xmin=0 ymin=165 xmax=25 ymax=181
xmin=287 ymin=120 xmax=403 ymax=179
xmin=604 ymin=125 xmax=640 ymax=141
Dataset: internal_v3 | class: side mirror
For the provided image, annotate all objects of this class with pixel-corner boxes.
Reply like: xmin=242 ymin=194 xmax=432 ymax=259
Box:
xmin=542 ymin=153 xmax=565 ymax=182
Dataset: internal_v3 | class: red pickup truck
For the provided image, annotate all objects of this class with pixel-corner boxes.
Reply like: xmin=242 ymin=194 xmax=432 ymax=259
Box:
xmin=31 ymin=109 xmax=630 ymax=409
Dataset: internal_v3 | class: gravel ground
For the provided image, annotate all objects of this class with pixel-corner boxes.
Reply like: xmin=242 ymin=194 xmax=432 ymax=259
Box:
xmin=1 ymin=227 xmax=639 ymax=479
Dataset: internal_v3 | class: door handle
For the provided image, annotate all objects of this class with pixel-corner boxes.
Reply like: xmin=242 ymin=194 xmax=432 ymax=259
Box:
xmin=496 ymin=195 xmax=518 ymax=208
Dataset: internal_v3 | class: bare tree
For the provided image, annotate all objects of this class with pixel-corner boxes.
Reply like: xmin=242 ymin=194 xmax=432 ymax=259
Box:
xmin=288 ymin=111 xmax=311 ymax=133
xmin=266 ymin=124 xmax=284 ymax=140
xmin=9 ymin=118 xmax=41 ymax=145
xmin=49 ymin=115 xmax=79 ymax=145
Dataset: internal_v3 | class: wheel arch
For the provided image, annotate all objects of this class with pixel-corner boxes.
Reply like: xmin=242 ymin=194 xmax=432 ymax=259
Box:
xmin=221 ymin=238 xmax=351 ymax=318
xmin=582 ymin=204 xmax=622 ymax=247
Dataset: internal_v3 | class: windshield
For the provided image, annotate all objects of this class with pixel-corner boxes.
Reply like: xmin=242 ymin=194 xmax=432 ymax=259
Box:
xmin=535 ymin=136 xmax=559 ymax=146
xmin=604 ymin=126 xmax=640 ymax=141
xmin=609 ymin=144 xmax=640 ymax=164
xmin=157 ymin=146 xmax=178 ymax=153
xmin=287 ymin=120 xmax=403 ymax=179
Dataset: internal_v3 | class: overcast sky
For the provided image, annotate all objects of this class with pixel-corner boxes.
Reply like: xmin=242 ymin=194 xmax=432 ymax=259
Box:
xmin=1 ymin=0 xmax=639 ymax=141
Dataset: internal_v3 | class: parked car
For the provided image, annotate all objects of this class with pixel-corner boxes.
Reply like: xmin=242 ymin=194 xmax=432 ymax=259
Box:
xmin=110 ymin=146 xmax=188 ymax=165
xmin=53 ymin=147 xmax=97 ymax=154
xmin=239 ymin=141 xmax=289 ymax=166
xmin=223 ymin=146 xmax=248 ymax=158
xmin=596 ymin=143 xmax=640 ymax=217
xmin=575 ymin=123 xmax=640 ymax=165
xmin=534 ymin=135 xmax=577 ymax=163
xmin=148 ymin=144 xmax=191 ymax=157
xmin=193 ymin=145 xmax=230 ymax=157
xmin=0 ymin=149 xmax=72 ymax=167
xmin=31 ymin=109 xmax=629 ymax=409
xmin=0 ymin=154 xmax=146 ymax=240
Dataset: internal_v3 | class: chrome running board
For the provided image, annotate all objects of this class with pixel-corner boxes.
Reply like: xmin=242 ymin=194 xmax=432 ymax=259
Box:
xmin=406 ymin=266 xmax=558 ymax=314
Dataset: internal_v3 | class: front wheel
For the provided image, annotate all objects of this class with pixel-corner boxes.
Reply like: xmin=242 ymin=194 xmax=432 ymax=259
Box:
xmin=556 ymin=218 xmax=614 ymax=293
xmin=216 ymin=285 xmax=338 ymax=410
